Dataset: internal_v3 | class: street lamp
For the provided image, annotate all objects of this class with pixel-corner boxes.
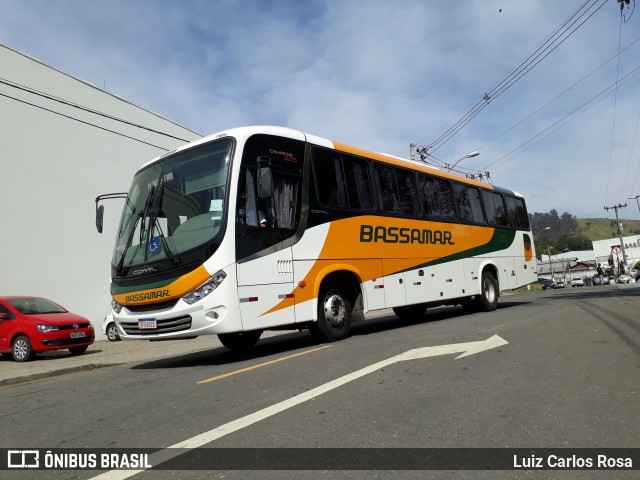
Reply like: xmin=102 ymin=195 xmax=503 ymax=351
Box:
xmin=534 ymin=226 xmax=551 ymax=237
xmin=628 ymin=195 xmax=640 ymax=214
xmin=446 ymin=150 xmax=479 ymax=172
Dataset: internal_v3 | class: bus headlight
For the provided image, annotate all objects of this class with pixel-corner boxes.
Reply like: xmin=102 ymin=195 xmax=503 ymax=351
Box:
xmin=182 ymin=271 xmax=227 ymax=305
xmin=111 ymin=300 xmax=123 ymax=314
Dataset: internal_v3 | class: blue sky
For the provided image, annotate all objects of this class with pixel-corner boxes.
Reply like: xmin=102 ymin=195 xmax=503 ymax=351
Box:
xmin=2 ymin=0 xmax=640 ymax=220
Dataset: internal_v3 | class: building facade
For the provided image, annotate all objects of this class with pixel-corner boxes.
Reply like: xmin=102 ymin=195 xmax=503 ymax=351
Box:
xmin=0 ymin=44 xmax=201 ymax=336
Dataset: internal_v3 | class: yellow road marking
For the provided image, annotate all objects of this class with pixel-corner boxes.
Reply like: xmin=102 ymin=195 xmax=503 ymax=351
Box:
xmin=197 ymin=345 xmax=333 ymax=384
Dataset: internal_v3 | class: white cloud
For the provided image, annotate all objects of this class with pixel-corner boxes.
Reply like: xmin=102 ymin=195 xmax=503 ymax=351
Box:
xmin=1 ymin=0 xmax=640 ymax=218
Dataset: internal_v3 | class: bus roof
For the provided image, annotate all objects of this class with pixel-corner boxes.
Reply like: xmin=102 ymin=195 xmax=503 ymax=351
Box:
xmin=138 ymin=125 xmax=511 ymax=194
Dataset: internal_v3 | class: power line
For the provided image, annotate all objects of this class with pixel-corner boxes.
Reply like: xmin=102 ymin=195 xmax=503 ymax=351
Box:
xmin=416 ymin=0 xmax=609 ymax=155
xmin=0 ymin=77 xmax=192 ymax=143
xmin=473 ymin=33 xmax=640 ymax=154
xmin=480 ymin=63 xmax=640 ymax=172
xmin=0 ymin=91 xmax=170 ymax=151
xmin=604 ymin=12 xmax=626 ymax=209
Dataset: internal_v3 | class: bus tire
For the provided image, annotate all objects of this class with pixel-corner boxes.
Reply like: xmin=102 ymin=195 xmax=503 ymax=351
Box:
xmin=310 ymin=286 xmax=352 ymax=342
xmin=218 ymin=331 xmax=262 ymax=351
xmin=476 ymin=271 xmax=499 ymax=312
xmin=392 ymin=304 xmax=427 ymax=319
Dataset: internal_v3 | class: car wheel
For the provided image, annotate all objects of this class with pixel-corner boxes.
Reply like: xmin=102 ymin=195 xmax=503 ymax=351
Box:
xmin=218 ymin=331 xmax=262 ymax=351
xmin=106 ymin=322 xmax=120 ymax=342
xmin=310 ymin=286 xmax=352 ymax=342
xmin=12 ymin=335 xmax=34 ymax=362
xmin=475 ymin=272 xmax=499 ymax=312
xmin=69 ymin=346 xmax=88 ymax=355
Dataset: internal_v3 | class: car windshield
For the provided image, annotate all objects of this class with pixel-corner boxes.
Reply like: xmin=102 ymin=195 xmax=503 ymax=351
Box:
xmin=8 ymin=298 xmax=66 ymax=315
xmin=113 ymin=139 xmax=233 ymax=269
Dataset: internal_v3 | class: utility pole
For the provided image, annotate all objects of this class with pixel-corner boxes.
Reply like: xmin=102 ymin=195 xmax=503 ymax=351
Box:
xmin=604 ymin=203 xmax=628 ymax=264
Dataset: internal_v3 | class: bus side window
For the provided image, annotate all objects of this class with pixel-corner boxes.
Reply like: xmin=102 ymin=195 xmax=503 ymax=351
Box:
xmin=505 ymin=195 xmax=519 ymax=228
xmin=418 ymin=174 xmax=456 ymax=221
xmin=312 ymin=149 xmax=348 ymax=208
xmin=396 ymin=169 xmax=419 ymax=216
xmin=514 ymin=197 xmax=530 ymax=229
xmin=343 ymin=155 xmax=373 ymax=210
xmin=482 ymin=191 xmax=508 ymax=226
xmin=454 ymin=184 xmax=485 ymax=224
xmin=374 ymin=164 xmax=401 ymax=213
xmin=271 ymin=175 xmax=299 ymax=229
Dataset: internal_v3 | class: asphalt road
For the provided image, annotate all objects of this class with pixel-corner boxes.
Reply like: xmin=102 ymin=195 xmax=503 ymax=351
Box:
xmin=2 ymin=284 xmax=639 ymax=480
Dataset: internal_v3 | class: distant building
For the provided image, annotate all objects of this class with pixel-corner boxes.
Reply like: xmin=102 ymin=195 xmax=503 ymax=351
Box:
xmin=537 ymin=250 xmax=596 ymax=281
xmin=592 ymin=234 xmax=640 ymax=270
xmin=0 ymin=44 xmax=201 ymax=336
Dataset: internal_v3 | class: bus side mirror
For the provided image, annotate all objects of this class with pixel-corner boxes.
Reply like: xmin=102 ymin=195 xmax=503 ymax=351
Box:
xmin=257 ymin=156 xmax=273 ymax=199
xmin=95 ymin=192 xmax=127 ymax=234
xmin=96 ymin=204 xmax=104 ymax=233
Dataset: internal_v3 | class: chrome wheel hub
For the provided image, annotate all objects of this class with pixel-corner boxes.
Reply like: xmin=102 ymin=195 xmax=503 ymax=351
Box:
xmin=323 ymin=293 xmax=346 ymax=327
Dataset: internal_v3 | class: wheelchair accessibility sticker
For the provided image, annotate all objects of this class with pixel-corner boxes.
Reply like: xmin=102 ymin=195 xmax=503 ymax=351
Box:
xmin=148 ymin=236 xmax=161 ymax=255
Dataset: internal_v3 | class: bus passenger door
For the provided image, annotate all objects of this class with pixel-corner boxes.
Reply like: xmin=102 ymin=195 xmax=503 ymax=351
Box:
xmin=236 ymin=247 xmax=295 ymax=330
xmin=234 ymin=133 xmax=305 ymax=331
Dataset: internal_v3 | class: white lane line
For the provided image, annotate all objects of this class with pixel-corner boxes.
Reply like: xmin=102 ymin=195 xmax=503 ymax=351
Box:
xmin=91 ymin=335 xmax=507 ymax=479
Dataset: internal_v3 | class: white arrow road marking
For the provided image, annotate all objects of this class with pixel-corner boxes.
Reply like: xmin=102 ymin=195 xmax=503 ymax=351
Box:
xmin=91 ymin=335 xmax=507 ymax=479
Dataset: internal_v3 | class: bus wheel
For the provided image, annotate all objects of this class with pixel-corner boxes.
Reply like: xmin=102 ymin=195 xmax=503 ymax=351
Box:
xmin=218 ymin=331 xmax=262 ymax=351
xmin=311 ymin=287 xmax=352 ymax=342
xmin=476 ymin=272 xmax=499 ymax=312
xmin=392 ymin=305 xmax=426 ymax=319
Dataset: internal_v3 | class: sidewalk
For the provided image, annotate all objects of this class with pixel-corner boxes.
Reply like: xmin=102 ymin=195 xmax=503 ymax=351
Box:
xmin=0 ymin=336 xmax=223 ymax=387
xmin=0 ymin=310 xmax=396 ymax=387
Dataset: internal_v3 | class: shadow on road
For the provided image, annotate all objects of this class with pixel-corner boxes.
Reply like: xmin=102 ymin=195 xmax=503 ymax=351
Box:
xmin=131 ymin=300 xmax=529 ymax=371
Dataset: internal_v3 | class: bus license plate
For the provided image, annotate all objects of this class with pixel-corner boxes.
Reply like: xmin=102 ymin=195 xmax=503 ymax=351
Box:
xmin=70 ymin=331 xmax=86 ymax=339
xmin=139 ymin=319 xmax=157 ymax=330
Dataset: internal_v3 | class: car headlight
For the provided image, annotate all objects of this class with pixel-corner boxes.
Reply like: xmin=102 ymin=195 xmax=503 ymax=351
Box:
xmin=182 ymin=270 xmax=227 ymax=305
xmin=111 ymin=300 xmax=123 ymax=314
xmin=37 ymin=324 xmax=59 ymax=332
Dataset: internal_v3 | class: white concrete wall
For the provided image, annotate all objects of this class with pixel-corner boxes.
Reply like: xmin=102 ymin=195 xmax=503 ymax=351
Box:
xmin=593 ymin=235 xmax=640 ymax=270
xmin=0 ymin=45 xmax=201 ymax=337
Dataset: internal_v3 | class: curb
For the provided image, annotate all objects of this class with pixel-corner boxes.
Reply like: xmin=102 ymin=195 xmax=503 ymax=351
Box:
xmin=0 ymin=363 xmax=122 ymax=387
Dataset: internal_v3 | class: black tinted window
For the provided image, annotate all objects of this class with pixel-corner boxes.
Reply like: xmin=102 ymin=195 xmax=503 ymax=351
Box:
xmin=343 ymin=155 xmax=374 ymax=210
xmin=374 ymin=164 xmax=401 ymax=213
xmin=313 ymin=149 xmax=348 ymax=208
xmin=418 ymin=174 xmax=456 ymax=221
xmin=482 ymin=191 xmax=508 ymax=226
xmin=454 ymin=184 xmax=485 ymax=224
xmin=514 ymin=197 xmax=530 ymax=229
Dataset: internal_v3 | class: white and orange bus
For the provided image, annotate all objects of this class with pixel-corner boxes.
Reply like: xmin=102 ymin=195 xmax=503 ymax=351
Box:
xmin=96 ymin=126 xmax=537 ymax=350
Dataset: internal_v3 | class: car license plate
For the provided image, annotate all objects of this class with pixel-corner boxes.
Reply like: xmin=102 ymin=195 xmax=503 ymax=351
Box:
xmin=138 ymin=318 xmax=157 ymax=330
xmin=70 ymin=331 xmax=86 ymax=339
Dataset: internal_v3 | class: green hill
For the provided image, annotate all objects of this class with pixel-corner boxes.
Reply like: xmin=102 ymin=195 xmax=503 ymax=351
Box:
xmin=577 ymin=218 xmax=640 ymax=241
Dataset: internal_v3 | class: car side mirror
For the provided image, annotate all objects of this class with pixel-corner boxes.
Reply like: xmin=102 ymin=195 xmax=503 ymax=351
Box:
xmin=0 ymin=312 xmax=9 ymax=321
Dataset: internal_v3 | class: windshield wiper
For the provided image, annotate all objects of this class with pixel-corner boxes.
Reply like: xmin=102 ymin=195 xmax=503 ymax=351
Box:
xmin=116 ymin=187 xmax=154 ymax=276
xmin=147 ymin=182 xmax=180 ymax=265
xmin=116 ymin=212 xmax=142 ymax=277
xmin=139 ymin=185 xmax=155 ymax=246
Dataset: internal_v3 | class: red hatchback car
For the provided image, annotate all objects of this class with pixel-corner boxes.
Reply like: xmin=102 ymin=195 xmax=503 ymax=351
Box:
xmin=0 ymin=296 xmax=95 ymax=362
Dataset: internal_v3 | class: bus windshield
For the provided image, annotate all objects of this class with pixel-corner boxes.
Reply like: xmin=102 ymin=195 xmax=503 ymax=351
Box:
xmin=112 ymin=139 xmax=233 ymax=270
